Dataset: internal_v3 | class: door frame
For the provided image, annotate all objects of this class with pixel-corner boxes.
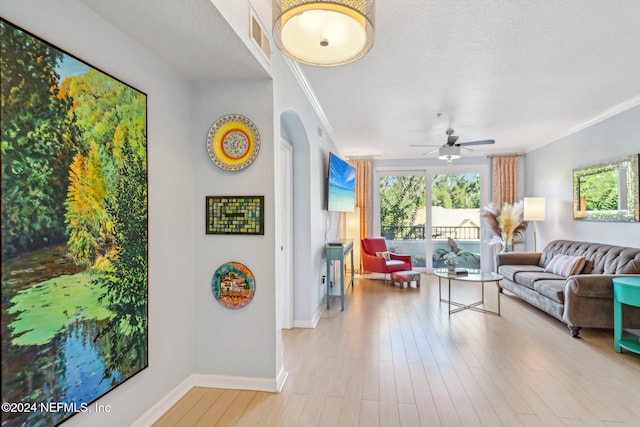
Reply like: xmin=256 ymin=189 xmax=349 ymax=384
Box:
xmin=276 ymin=139 xmax=294 ymax=329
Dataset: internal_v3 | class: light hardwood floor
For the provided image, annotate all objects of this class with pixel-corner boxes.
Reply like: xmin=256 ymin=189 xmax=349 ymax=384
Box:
xmin=153 ymin=274 xmax=640 ymax=426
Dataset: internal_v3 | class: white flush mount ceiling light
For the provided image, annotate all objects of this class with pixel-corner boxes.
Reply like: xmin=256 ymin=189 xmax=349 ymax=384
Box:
xmin=272 ymin=0 xmax=375 ymax=66
xmin=438 ymin=146 xmax=462 ymax=165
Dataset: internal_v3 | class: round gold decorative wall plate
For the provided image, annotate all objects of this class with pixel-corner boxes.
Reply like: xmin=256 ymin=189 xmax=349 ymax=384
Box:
xmin=207 ymin=114 xmax=260 ymax=171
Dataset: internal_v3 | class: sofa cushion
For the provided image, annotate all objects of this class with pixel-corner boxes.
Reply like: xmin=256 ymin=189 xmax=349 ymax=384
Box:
xmin=376 ymin=251 xmax=391 ymax=261
xmin=386 ymin=260 xmax=406 ymax=267
xmin=534 ymin=280 xmax=566 ymax=304
xmin=544 ymin=254 xmax=586 ymax=277
xmin=498 ymin=265 xmax=545 ymax=282
xmin=514 ymin=271 xmax=564 ymax=290
xmin=540 ymin=240 xmax=640 ymax=274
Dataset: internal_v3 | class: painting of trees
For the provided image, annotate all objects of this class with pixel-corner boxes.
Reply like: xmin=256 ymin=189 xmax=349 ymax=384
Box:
xmin=1 ymin=21 xmax=77 ymax=257
xmin=1 ymin=19 xmax=147 ymax=427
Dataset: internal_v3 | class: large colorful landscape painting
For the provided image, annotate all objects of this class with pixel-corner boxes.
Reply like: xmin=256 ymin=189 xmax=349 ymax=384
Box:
xmin=1 ymin=19 xmax=148 ymax=426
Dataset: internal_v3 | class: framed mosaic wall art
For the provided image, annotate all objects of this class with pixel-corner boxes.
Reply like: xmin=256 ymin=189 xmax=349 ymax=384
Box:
xmin=206 ymin=196 xmax=265 ymax=235
xmin=1 ymin=19 xmax=148 ymax=427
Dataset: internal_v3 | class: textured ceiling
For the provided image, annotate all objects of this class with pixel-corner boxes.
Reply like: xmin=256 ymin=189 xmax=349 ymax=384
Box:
xmin=300 ymin=0 xmax=640 ymax=159
xmin=79 ymin=0 xmax=268 ymax=81
xmin=79 ymin=0 xmax=640 ymax=160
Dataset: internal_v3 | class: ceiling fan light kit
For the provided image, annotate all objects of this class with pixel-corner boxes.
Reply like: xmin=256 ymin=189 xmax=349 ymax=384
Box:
xmin=272 ymin=0 xmax=375 ymax=66
xmin=438 ymin=146 xmax=462 ymax=164
xmin=412 ymin=128 xmax=496 ymax=164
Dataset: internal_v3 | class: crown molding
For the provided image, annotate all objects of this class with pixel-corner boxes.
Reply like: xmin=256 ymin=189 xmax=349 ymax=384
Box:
xmin=283 ymin=57 xmax=336 ymax=142
xmin=544 ymin=94 xmax=640 ymax=148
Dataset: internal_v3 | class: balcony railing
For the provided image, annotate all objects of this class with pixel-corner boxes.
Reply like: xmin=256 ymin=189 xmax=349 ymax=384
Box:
xmin=381 ymin=225 xmax=480 ymax=241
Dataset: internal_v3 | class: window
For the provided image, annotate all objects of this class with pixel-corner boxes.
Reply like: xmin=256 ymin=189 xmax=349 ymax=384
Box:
xmin=377 ymin=172 xmax=427 ymax=268
xmin=431 ymin=173 xmax=481 ymax=270
xmin=374 ymin=165 xmax=490 ymax=272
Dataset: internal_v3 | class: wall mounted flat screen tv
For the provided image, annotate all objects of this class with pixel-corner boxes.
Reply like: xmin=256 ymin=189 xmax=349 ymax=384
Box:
xmin=327 ymin=152 xmax=356 ymax=212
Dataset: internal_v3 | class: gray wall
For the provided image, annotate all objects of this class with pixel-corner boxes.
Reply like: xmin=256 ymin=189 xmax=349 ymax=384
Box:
xmin=192 ymin=79 xmax=277 ymax=379
xmin=271 ymin=53 xmax=341 ymax=327
xmin=525 ymin=105 xmax=640 ymax=250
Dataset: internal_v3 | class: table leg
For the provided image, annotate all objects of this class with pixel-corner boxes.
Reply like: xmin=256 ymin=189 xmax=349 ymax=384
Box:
xmin=614 ymin=296 xmax=622 ymax=353
xmin=340 ymin=259 xmax=345 ymax=311
xmin=350 ymin=249 xmax=355 ymax=288
xmin=326 ymin=258 xmax=331 ymax=310
xmin=440 ymin=277 xmax=501 ymax=316
xmin=448 ymin=278 xmax=451 ymax=315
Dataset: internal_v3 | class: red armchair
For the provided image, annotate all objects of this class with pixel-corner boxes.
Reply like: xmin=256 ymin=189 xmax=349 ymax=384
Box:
xmin=361 ymin=237 xmax=412 ymax=279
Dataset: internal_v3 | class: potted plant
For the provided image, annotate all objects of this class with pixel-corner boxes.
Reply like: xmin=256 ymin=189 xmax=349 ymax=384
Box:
xmin=442 ymin=251 xmax=458 ymax=272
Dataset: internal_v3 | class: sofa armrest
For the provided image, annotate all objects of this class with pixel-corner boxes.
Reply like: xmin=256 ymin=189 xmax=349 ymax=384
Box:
xmin=495 ymin=252 xmax=541 ymax=268
xmin=565 ymin=274 xmax=640 ymax=298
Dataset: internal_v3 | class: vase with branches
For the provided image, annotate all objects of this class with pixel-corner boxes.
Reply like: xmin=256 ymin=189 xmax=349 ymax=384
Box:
xmin=481 ymin=201 xmax=528 ymax=252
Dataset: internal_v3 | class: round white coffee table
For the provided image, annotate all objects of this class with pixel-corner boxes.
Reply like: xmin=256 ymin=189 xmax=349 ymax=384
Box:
xmin=434 ymin=269 xmax=503 ymax=316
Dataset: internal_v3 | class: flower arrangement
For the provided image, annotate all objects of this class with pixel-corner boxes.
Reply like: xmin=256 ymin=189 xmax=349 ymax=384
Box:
xmin=442 ymin=251 xmax=458 ymax=266
xmin=481 ymin=201 xmax=528 ymax=252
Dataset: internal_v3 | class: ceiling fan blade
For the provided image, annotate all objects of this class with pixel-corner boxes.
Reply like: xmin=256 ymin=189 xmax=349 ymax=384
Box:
xmin=447 ymin=135 xmax=459 ymax=145
xmin=410 ymin=144 xmax=442 ymax=147
xmin=422 ymin=148 xmax=439 ymax=156
xmin=456 ymin=139 xmax=495 ymax=147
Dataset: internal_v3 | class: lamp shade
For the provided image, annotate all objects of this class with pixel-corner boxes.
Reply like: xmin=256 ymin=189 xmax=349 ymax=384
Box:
xmin=272 ymin=0 xmax=375 ymax=66
xmin=524 ymin=197 xmax=546 ymax=221
xmin=438 ymin=146 xmax=461 ymax=161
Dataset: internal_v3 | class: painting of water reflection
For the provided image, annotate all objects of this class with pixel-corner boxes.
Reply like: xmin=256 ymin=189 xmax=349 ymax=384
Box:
xmin=1 ymin=19 xmax=148 ymax=426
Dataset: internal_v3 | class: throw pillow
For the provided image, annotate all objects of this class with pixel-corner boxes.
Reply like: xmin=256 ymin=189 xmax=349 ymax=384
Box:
xmin=375 ymin=251 xmax=391 ymax=261
xmin=544 ymin=254 xmax=586 ymax=277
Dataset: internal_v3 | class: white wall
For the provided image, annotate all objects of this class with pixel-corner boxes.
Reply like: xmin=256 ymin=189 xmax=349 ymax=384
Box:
xmin=0 ymin=1 xmax=196 ymax=426
xmin=526 ymin=105 xmax=640 ymax=250
xmin=192 ymin=79 xmax=278 ymax=380
xmin=212 ymin=0 xmax=271 ymax=75
xmin=271 ymin=53 xmax=341 ymax=326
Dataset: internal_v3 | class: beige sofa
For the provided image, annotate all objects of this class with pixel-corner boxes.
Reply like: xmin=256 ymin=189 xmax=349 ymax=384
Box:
xmin=496 ymin=240 xmax=640 ymax=337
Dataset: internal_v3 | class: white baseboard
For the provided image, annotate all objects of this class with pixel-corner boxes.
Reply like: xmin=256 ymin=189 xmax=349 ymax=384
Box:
xmin=275 ymin=366 xmax=288 ymax=392
xmin=292 ymin=304 xmax=324 ymax=328
xmin=190 ymin=372 xmax=283 ymax=392
xmin=292 ymin=319 xmax=313 ymax=328
xmin=131 ymin=370 xmax=287 ymax=426
xmin=311 ymin=304 xmax=323 ymax=327
xmin=130 ymin=376 xmax=195 ymax=427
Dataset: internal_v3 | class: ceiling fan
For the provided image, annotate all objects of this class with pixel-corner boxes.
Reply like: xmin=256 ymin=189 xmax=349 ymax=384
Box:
xmin=411 ymin=128 xmax=495 ymax=164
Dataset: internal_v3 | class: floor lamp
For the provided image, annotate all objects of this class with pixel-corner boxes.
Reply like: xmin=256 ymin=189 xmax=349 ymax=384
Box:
xmin=524 ymin=197 xmax=545 ymax=252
